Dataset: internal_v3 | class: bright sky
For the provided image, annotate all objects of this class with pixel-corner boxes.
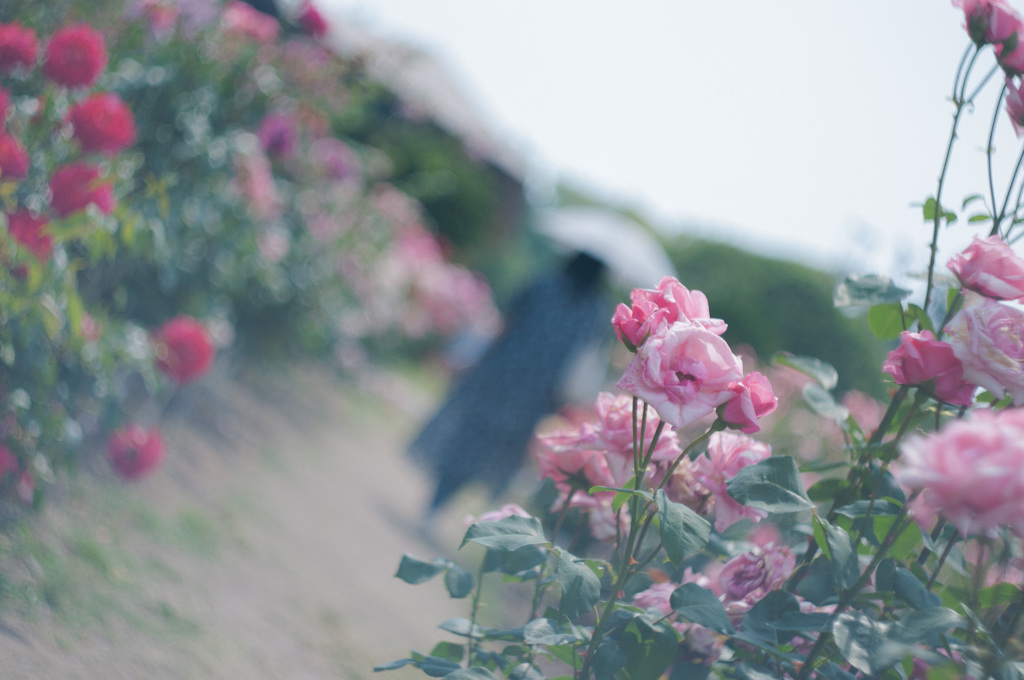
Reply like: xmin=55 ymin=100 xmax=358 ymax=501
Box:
xmin=317 ymin=1 xmax=1021 ymax=278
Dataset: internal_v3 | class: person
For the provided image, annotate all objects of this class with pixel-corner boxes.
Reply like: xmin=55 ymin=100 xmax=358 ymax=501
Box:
xmin=409 ymin=251 xmax=611 ymax=519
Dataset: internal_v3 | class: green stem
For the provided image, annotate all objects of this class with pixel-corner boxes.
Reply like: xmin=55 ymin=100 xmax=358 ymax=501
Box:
xmin=987 ymin=84 xmax=1007 ymax=224
xmin=926 ymin=533 xmax=959 ymax=591
xmin=467 ymin=560 xmax=488 ymax=666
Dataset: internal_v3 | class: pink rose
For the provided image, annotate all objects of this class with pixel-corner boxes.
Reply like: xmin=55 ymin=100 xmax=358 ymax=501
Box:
xmin=612 ymin=276 xmax=726 ymax=351
xmin=465 ymin=503 xmax=531 ymax=526
xmin=107 ymin=424 xmax=164 ymax=480
xmin=997 ymin=28 xmax=1024 ymax=75
xmin=296 ymin=1 xmax=328 ymax=39
xmin=616 ymin=321 xmax=743 ymax=430
xmin=692 ymin=432 xmax=772 ymax=533
xmin=896 ymin=408 xmax=1024 ymax=537
xmin=256 ymin=113 xmax=298 ymax=160
xmin=947 ymin=234 xmax=1024 ymax=300
xmin=945 ymin=291 xmax=1024 ymax=404
xmin=0 ymin=22 xmax=38 ymax=72
xmin=49 ymin=162 xmax=116 ymax=217
xmin=535 ymin=427 xmax=616 ymax=496
xmin=43 ymin=24 xmax=107 ymax=88
xmin=720 ymin=371 xmax=778 ymax=434
xmin=1006 ymin=77 xmax=1024 ymax=137
xmin=718 ymin=543 xmax=795 ymax=622
xmin=882 ymin=330 xmax=977 ymax=406
xmin=221 ymin=1 xmax=280 ymax=42
xmin=5 ymin=210 xmax=53 ymax=260
xmin=591 ymin=391 xmax=681 ymax=463
xmin=151 ymin=316 xmax=215 ymax=384
xmin=0 ymin=133 xmax=30 ymax=179
xmin=955 ymin=0 xmax=1022 ymax=45
xmin=67 ymin=92 xmax=137 ymax=155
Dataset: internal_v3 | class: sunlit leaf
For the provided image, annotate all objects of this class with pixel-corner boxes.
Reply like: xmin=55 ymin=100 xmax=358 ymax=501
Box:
xmin=727 ymin=455 xmax=813 ymax=514
xmin=655 ymin=489 xmax=711 ymax=567
xmin=461 ymin=515 xmax=548 ymax=552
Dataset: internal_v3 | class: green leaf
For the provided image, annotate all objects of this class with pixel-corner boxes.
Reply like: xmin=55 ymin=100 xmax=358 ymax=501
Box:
xmin=832 ymin=611 xmax=891 ymax=674
xmin=968 ymin=213 xmax=991 ymax=223
xmin=654 ymin=490 xmax=711 ymax=567
xmin=772 ymin=353 xmax=838 ymax=390
xmin=395 ymin=554 xmax=448 ymax=584
xmin=905 ymin=303 xmax=934 ymax=333
xmin=523 ymin=618 xmax=580 ymax=646
xmin=802 ymin=383 xmax=851 ymax=424
xmin=620 ymin=616 xmax=679 ymax=680
xmin=374 ymin=657 xmax=415 ymax=672
xmin=867 ymin=302 xmax=905 ymax=340
xmin=554 ymin=547 xmax=601 ymax=619
xmin=807 ymin=477 xmax=850 ymax=503
xmin=483 ymin=544 xmax=548 ymax=576
xmin=726 ymin=456 xmax=812 ymax=514
xmin=508 ymin=663 xmax=547 ymax=680
xmin=429 ymin=642 xmax=465 ymax=662
xmin=962 ymin=193 xmax=984 ymax=209
xmin=892 ymin=565 xmax=941 ymax=610
xmin=834 ymin=274 xmax=912 ymax=308
xmin=740 ymin=591 xmax=800 ymax=645
xmin=823 ymin=517 xmax=860 ymax=590
xmin=445 ymin=563 xmax=475 ymax=599
xmin=446 ymin=667 xmax=499 ymax=680
xmin=979 ymin=582 xmax=1022 ymax=609
xmin=670 ymin=661 xmax=710 ymax=680
xmin=461 ymin=515 xmax=549 ymax=552
xmin=922 ymin=197 xmax=937 ymax=221
xmin=593 ymin=641 xmax=628 ymax=680
xmin=414 ymin=654 xmax=465 ymax=677
xmin=669 ymin=582 xmax=735 ymax=635
xmin=889 ymin=608 xmax=963 ymax=644
xmin=834 ymin=500 xmax=903 ymax=518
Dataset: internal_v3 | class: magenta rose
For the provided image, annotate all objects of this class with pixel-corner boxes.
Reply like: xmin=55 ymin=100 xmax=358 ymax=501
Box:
xmin=720 ymin=371 xmax=778 ymax=434
xmin=955 ymin=0 xmax=1022 ymax=45
xmin=43 ymin=24 xmax=107 ymax=88
xmin=692 ymin=432 xmax=771 ymax=533
xmin=221 ymin=1 xmax=280 ymax=42
xmin=0 ymin=21 xmax=38 ymax=72
xmin=256 ymin=113 xmax=299 ymax=160
xmin=947 ymin=234 xmax=1024 ymax=301
xmin=296 ymin=1 xmax=328 ymax=39
xmin=107 ymin=424 xmax=164 ymax=480
xmin=945 ymin=291 xmax=1024 ymax=404
xmin=5 ymin=210 xmax=53 ymax=260
xmin=882 ymin=330 xmax=977 ymax=406
xmin=68 ymin=92 xmax=137 ymax=155
xmin=151 ymin=316 xmax=215 ymax=384
xmin=616 ymin=321 xmax=743 ymax=430
xmin=1007 ymin=77 xmax=1024 ymax=137
xmin=896 ymin=408 xmax=1024 ymax=537
xmin=49 ymin=162 xmax=116 ymax=217
xmin=0 ymin=133 xmax=30 ymax=179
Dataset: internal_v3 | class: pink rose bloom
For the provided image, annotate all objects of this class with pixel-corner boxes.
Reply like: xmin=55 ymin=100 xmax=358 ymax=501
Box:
xmin=720 ymin=371 xmax=778 ymax=434
xmin=221 ymin=1 xmax=280 ymax=42
xmin=692 ymin=432 xmax=772 ymax=533
xmin=718 ymin=543 xmax=795 ymax=622
xmin=6 ymin=210 xmax=53 ymax=260
xmin=67 ymin=92 xmax=137 ymax=155
xmin=311 ymin=137 xmax=360 ymax=182
xmin=0 ymin=22 xmax=38 ymax=72
xmin=663 ymin=455 xmax=714 ymax=515
xmin=43 ymin=24 xmax=107 ymax=88
xmin=945 ymin=291 xmax=1024 ymax=404
xmin=571 ymin=494 xmax=629 ymax=542
xmin=948 ymin=234 xmax=1024 ymax=301
xmin=535 ymin=427 xmax=617 ymax=496
xmin=882 ymin=330 xmax=977 ymax=406
xmin=612 ymin=276 xmax=726 ymax=351
xmin=616 ymin=321 xmax=743 ymax=430
xmin=591 ymin=391 xmax=681 ymax=463
xmin=107 ymin=424 xmax=164 ymax=480
xmin=231 ymin=144 xmax=281 ymax=221
xmin=896 ymin=408 xmax=1024 ymax=537
xmin=997 ymin=28 xmax=1024 ymax=75
xmin=1006 ymin=77 xmax=1024 ymax=137
xmin=49 ymin=162 xmax=116 ymax=217
xmin=151 ymin=316 xmax=215 ymax=384
xmin=0 ymin=133 xmax=30 ymax=179
xmin=0 ymin=443 xmax=18 ymax=481
xmin=296 ymin=1 xmax=328 ymax=39
xmin=465 ymin=503 xmax=531 ymax=526
xmin=955 ymin=0 xmax=1022 ymax=45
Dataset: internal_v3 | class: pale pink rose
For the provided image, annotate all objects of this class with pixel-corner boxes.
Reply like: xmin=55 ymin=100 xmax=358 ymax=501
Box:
xmin=882 ymin=330 xmax=977 ymax=406
xmin=663 ymin=455 xmax=714 ymax=515
xmin=692 ymin=432 xmax=771 ymax=533
xmin=612 ymin=276 xmax=726 ymax=351
xmin=1006 ymin=77 xmax=1024 ymax=137
xmin=591 ymin=391 xmax=681 ymax=463
xmin=896 ymin=407 xmax=1024 ymax=537
xmin=616 ymin=321 xmax=744 ymax=430
xmin=720 ymin=371 xmax=778 ymax=434
xmin=465 ymin=503 xmax=531 ymax=526
xmin=718 ymin=543 xmax=795 ymax=622
xmin=231 ymin=143 xmax=281 ymax=221
xmin=948 ymin=234 xmax=1024 ymax=301
xmin=535 ymin=427 xmax=615 ymax=496
xmin=945 ymin=291 xmax=1024 ymax=404
xmin=954 ymin=0 xmax=1022 ymax=45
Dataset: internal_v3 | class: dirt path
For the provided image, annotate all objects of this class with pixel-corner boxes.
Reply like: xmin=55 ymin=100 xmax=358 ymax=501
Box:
xmin=0 ymin=361 xmax=505 ymax=679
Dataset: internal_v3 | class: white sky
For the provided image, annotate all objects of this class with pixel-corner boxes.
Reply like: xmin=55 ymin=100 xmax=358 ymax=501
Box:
xmin=317 ymin=1 xmax=1022 ymax=278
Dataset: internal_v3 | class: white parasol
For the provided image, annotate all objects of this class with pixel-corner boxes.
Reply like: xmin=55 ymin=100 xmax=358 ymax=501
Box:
xmin=536 ymin=207 xmax=677 ymax=289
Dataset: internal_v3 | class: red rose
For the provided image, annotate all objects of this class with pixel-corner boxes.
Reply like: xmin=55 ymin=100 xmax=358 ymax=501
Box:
xmin=5 ymin=209 xmax=53 ymax=260
xmin=152 ymin=316 xmax=215 ymax=384
xmin=68 ymin=92 xmax=137 ymax=155
xmin=0 ymin=22 xmax=38 ymax=72
xmin=43 ymin=24 xmax=107 ymax=88
xmin=107 ymin=424 xmax=164 ymax=480
xmin=0 ymin=133 xmax=30 ymax=179
xmin=296 ymin=2 xmax=328 ymax=39
xmin=49 ymin=162 xmax=115 ymax=217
